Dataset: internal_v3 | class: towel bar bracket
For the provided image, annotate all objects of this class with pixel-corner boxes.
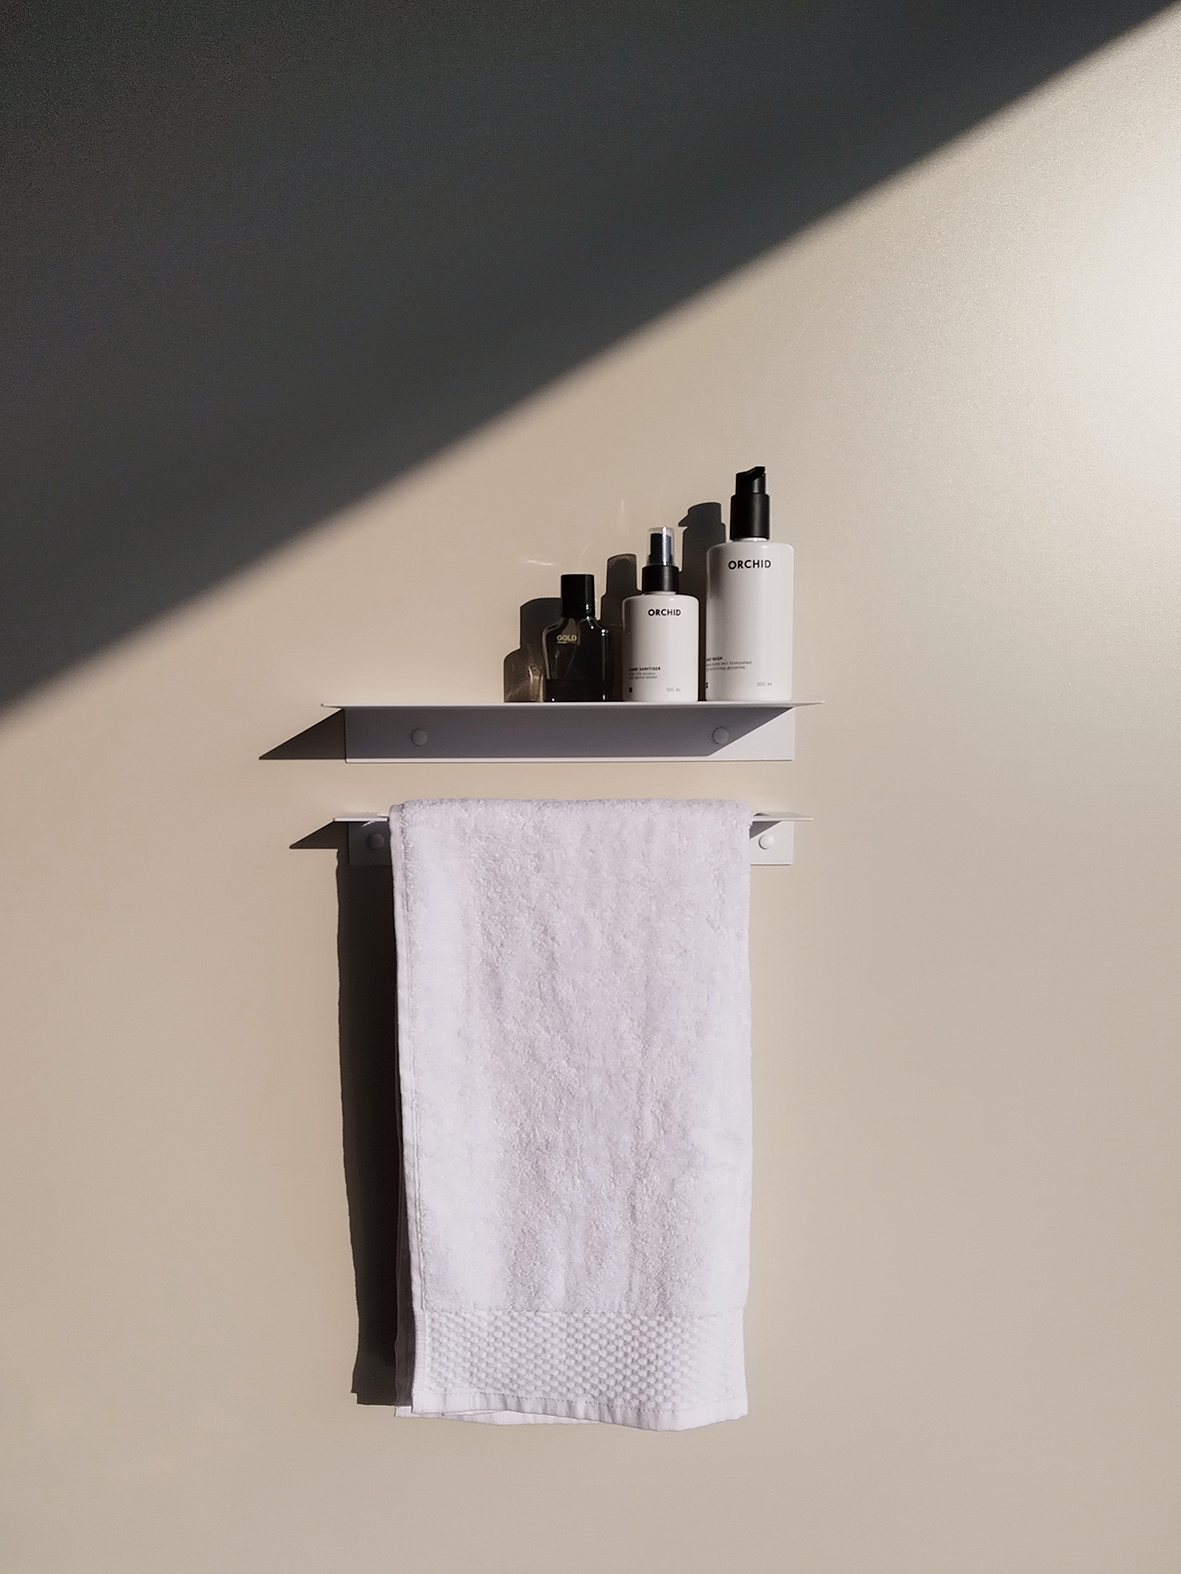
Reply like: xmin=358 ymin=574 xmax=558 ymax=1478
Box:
xmin=334 ymin=813 xmax=809 ymax=868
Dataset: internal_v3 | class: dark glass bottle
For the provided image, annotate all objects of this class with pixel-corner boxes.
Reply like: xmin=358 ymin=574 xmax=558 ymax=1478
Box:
xmin=543 ymin=574 xmax=611 ymax=702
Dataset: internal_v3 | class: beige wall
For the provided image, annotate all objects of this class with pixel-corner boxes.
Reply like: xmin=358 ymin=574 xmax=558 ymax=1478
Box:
xmin=4 ymin=10 xmax=1181 ymax=1571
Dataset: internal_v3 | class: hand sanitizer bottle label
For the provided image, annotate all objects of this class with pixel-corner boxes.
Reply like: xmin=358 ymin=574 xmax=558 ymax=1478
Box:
xmin=622 ymin=593 xmax=699 ymax=702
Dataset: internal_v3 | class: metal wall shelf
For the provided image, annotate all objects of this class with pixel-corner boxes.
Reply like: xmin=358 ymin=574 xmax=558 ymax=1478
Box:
xmin=334 ymin=700 xmax=816 ymax=763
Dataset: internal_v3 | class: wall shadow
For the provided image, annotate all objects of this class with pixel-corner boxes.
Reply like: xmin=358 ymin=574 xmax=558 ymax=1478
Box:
xmin=261 ymin=710 xmax=346 ymax=760
xmin=2 ymin=1 xmax=1168 ymax=708
xmin=678 ymin=502 xmax=725 ymax=700
xmin=295 ymin=824 xmax=405 ymax=1403
xmin=503 ymin=597 xmax=562 ymax=702
xmin=336 ymin=846 xmax=407 ymax=1404
xmin=600 ymin=554 xmax=638 ymax=702
xmin=503 ymin=558 xmax=637 ymax=702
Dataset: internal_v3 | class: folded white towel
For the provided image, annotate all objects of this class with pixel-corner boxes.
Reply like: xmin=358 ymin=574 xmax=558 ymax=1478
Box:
xmin=387 ymin=798 xmax=752 ymax=1430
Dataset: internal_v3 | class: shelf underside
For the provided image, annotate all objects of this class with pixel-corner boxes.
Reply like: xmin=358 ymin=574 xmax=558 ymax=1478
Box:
xmin=338 ymin=702 xmax=812 ymax=762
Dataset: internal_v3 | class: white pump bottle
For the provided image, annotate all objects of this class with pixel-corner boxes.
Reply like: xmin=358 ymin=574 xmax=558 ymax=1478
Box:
xmin=705 ymin=467 xmax=792 ymax=701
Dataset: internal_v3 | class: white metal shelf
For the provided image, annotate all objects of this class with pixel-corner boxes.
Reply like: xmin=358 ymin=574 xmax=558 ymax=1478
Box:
xmin=334 ymin=700 xmax=817 ymax=763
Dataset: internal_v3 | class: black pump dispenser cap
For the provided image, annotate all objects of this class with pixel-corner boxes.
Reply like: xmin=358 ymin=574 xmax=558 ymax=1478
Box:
xmin=730 ymin=466 xmax=770 ymax=540
xmin=559 ymin=573 xmax=595 ymax=619
xmin=641 ymin=528 xmax=679 ymax=593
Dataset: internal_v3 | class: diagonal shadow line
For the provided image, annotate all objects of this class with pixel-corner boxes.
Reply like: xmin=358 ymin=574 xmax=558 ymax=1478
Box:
xmin=1 ymin=0 xmax=1169 ymax=709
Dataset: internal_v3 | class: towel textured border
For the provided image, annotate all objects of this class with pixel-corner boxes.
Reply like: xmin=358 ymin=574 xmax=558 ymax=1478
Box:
xmin=389 ymin=798 xmax=752 ymax=1429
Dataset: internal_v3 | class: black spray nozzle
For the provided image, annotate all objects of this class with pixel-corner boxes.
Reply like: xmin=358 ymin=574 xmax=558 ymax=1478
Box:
xmin=647 ymin=528 xmax=675 ymax=567
xmin=730 ymin=465 xmax=770 ymax=540
xmin=642 ymin=526 xmax=679 ymax=593
xmin=559 ymin=573 xmax=595 ymax=619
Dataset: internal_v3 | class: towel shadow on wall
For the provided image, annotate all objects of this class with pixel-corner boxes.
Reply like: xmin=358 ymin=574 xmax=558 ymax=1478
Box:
xmin=292 ymin=822 xmax=405 ymax=1403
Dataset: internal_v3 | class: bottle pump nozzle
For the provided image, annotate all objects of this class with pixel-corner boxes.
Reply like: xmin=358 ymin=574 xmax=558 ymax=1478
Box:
xmin=730 ymin=466 xmax=770 ymax=540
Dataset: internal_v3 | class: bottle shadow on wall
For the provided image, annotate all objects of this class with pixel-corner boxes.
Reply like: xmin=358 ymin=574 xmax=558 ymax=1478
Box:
xmin=502 ymin=553 xmax=638 ymax=703
xmin=678 ymin=502 xmax=724 ymax=700
xmin=503 ymin=596 xmax=562 ymax=702
xmin=599 ymin=554 xmax=637 ymax=702
xmin=503 ymin=519 xmax=717 ymax=703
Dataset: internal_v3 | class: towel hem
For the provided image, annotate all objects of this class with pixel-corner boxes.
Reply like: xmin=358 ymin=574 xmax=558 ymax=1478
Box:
xmin=397 ymin=1391 xmax=748 ymax=1430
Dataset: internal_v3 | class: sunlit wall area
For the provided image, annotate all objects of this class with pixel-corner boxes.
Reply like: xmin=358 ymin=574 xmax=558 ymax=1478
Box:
xmin=1 ymin=10 xmax=1180 ymax=1571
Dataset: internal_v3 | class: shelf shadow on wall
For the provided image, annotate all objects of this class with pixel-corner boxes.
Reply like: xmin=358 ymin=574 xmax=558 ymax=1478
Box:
xmin=293 ymin=822 xmax=404 ymax=1403
xmin=261 ymin=710 xmax=346 ymax=760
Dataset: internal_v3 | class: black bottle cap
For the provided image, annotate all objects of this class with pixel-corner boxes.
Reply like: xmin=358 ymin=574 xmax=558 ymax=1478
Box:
xmin=730 ymin=466 xmax=770 ymax=540
xmin=560 ymin=573 xmax=595 ymax=618
xmin=641 ymin=528 xmax=679 ymax=593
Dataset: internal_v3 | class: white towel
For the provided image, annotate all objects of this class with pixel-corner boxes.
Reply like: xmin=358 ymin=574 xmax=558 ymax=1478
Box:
xmin=387 ymin=798 xmax=752 ymax=1430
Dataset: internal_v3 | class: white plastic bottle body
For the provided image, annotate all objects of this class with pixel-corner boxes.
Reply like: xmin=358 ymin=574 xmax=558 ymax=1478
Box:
xmin=705 ymin=539 xmax=793 ymax=700
xmin=622 ymin=592 xmax=699 ymax=702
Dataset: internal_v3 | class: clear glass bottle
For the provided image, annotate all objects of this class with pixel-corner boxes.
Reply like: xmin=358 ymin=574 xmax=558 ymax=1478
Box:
xmin=543 ymin=574 xmax=611 ymax=702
